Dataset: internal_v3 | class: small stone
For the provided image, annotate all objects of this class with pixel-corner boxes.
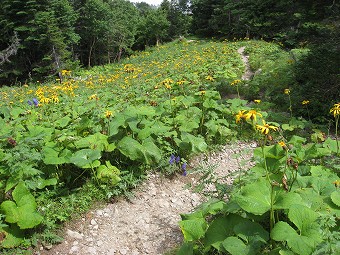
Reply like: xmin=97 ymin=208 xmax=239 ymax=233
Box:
xmin=96 ymin=210 xmax=104 ymax=216
xmin=90 ymin=219 xmax=97 ymax=225
xmin=119 ymin=248 xmax=128 ymax=255
xmin=72 ymin=241 xmax=78 ymax=246
xmin=66 ymin=229 xmax=83 ymax=240
xmin=107 ymin=248 xmax=116 ymax=255
xmin=96 ymin=240 xmax=104 ymax=246
xmin=69 ymin=246 xmax=79 ymax=254
xmin=87 ymin=246 xmax=97 ymax=254
xmin=93 ymin=224 xmax=99 ymax=230
xmin=86 ymin=237 xmax=94 ymax=242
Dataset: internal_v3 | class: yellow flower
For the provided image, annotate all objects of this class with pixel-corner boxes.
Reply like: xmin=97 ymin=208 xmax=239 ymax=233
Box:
xmin=284 ymin=89 xmax=291 ymax=95
xmin=256 ymin=120 xmax=278 ymax=135
xmin=278 ymin=141 xmax=286 ymax=147
xmin=245 ymin=109 xmax=262 ymax=122
xmin=333 ymin=180 xmax=340 ymax=188
xmin=254 ymin=99 xmax=261 ymax=104
xmin=199 ymin=90 xmax=206 ymax=96
xmin=330 ymin=103 xmax=340 ymax=117
xmin=89 ymin=94 xmax=99 ymax=100
xmin=40 ymin=97 xmax=50 ymax=104
xmin=61 ymin=69 xmax=71 ymax=76
xmin=105 ymin=110 xmax=113 ymax=118
xmin=205 ymin=75 xmax=214 ymax=82
xmin=231 ymin=79 xmax=241 ymax=86
xmin=302 ymin=100 xmax=310 ymax=105
xmin=235 ymin=110 xmax=247 ymax=123
xmin=51 ymin=95 xmax=59 ymax=103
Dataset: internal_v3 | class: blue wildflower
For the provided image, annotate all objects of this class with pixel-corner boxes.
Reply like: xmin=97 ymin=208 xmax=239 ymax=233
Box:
xmin=182 ymin=163 xmax=187 ymax=176
xmin=169 ymin=154 xmax=175 ymax=165
xmin=28 ymin=100 xmax=33 ymax=106
xmin=175 ymin=156 xmax=180 ymax=163
xmin=32 ymin=98 xmax=39 ymax=106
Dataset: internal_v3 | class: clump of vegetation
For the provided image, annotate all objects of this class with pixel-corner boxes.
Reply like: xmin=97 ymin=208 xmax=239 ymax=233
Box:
xmin=177 ymin=102 xmax=340 ymax=255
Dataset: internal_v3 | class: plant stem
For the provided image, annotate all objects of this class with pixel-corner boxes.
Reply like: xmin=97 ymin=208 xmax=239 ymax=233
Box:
xmin=335 ymin=116 xmax=339 ymax=155
xmin=288 ymin=94 xmax=293 ymax=119
xmin=270 ymin=184 xmax=275 ymax=231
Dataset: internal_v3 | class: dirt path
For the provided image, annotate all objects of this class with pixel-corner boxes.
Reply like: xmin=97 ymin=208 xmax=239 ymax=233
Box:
xmin=237 ymin=46 xmax=254 ymax=80
xmin=37 ymin=142 xmax=254 ymax=255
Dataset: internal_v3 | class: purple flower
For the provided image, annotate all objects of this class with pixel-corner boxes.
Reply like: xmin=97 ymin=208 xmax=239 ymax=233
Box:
xmin=32 ymin=98 xmax=39 ymax=106
xmin=182 ymin=163 xmax=187 ymax=176
xmin=169 ymin=154 xmax=175 ymax=165
xmin=28 ymin=100 xmax=33 ymax=106
xmin=175 ymin=156 xmax=180 ymax=163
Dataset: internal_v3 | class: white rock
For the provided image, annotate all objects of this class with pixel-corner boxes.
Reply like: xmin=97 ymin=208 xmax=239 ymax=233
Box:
xmin=96 ymin=210 xmax=104 ymax=216
xmin=66 ymin=229 xmax=83 ymax=240
xmin=69 ymin=245 xmax=79 ymax=254
xmin=96 ymin=240 xmax=104 ymax=246
xmin=87 ymin=246 xmax=97 ymax=254
xmin=90 ymin=219 xmax=98 ymax=225
xmin=119 ymin=248 xmax=129 ymax=255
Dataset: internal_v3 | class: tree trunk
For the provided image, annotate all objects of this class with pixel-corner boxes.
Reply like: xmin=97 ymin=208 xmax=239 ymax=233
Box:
xmin=88 ymin=38 xmax=96 ymax=68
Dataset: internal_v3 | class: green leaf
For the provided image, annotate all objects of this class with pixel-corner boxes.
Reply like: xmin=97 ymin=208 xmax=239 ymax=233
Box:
xmin=42 ymin=146 xmax=70 ymax=165
xmin=0 ymin=182 xmax=42 ymax=229
xmin=331 ymin=190 xmax=340 ymax=207
xmin=289 ymin=135 xmax=306 ymax=145
xmin=35 ymin=178 xmax=58 ymax=189
xmin=117 ymin=136 xmax=144 ymax=161
xmin=271 ymin=221 xmax=315 ymax=255
xmin=323 ymin=138 xmax=338 ymax=153
xmin=281 ymin=123 xmax=294 ymax=131
xmin=179 ymin=132 xmax=207 ymax=153
xmin=176 ymin=242 xmax=193 ymax=255
xmin=74 ymin=132 xmax=110 ymax=151
xmin=0 ymin=225 xmax=24 ymax=248
xmin=272 ymin=204 xmax=322 ymax=255
xmin=235 ymin=179 xmax=302 ymax=215
xmin=69 ymin=149 xmax=101 ymax=168
xmin=96 ymin=161 xmax=121 ymax=185
xmin=117 ymin=137 xmax=161 ymax=164
xmin=234 ymin=221 xmax=269 ymax=245
xmin=142 ymin=138 xmax=162 ymax=164
xmin=204 ymin=214 xmax=245 ymax=250
xmin=109 ymin=113 xmax=126 ymax=136
xmin=235 ymin=179 xmax=271 ymax=215
xmin=222 ymin=236 xmax=253 ymax=255
xmin=54 ymin=116 xmax=71 ymax=128
xmin=179 ymin=218 xmax=207 ymax=242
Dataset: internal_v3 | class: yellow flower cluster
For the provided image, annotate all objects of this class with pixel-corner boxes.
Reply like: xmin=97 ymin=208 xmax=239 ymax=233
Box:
xmin=160 ymin=78 xmax=174 ymax=89
xmin=61 ymin=69 xmax=71 ymax=76
xmin=330 ymin=103 xmax=340 ymax=118
xmin=302 ymin=100 xmax=310 ymax=105
xmin=230 ymin=79 xmax=241 ymax=86
xmin=105 ymin=110 xmax=113 ymax=118
xmin=284 ymin=88 xmax=291 ymax=95
xmin=124 ymin=64 xmax=135 ymax=73
xmin=205 ymin=75 xmax=215 ymax=82
xmin=235 ymin=109 xmax=262 ymax=123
